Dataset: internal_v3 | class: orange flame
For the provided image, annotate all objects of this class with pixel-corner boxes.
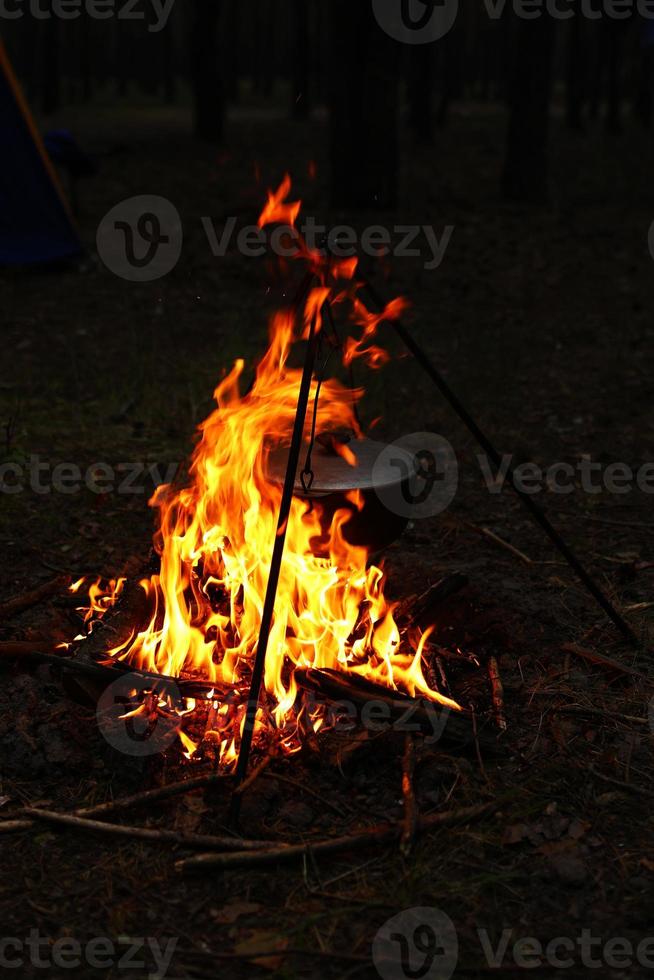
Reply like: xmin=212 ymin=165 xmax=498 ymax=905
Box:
xmin=105 ymin=177 xmax=459 ymax=763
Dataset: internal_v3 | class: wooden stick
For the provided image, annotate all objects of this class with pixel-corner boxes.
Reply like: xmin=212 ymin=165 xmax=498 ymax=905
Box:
xmin=0 ymin=820 xmax=34 ymax=833
xmin=260 ymin=771 xmax=348 ymax=817
xmin=588 ymin=766 xmax=654 ymax=798
xmin=9 ymin=647 xmax=221 ymax=699
xmin=233 ymin=754 xmax=273 ymax=796
xmin=475 ymin=526 xmax=535 ymax=566
xmin=551 ymin=705 xmax=649 ymax=725
xmin=179 ymin=952 xmax=558 ymax=976
xmin=488 ymin=656 xmax=508 ymax=731
xmin=560 ymin=642 xmax=645 ymax=680
xmin=177 ymin=800 xmax=498 ymax=872
xmin=402 ymin=573 xmax=469 ymax=630
xmin=0 ymin=641 xmax=59 ymax=657
xmin=400 ymin=734 xmax=418 ymax=857
xmin=22 ymin=807 xmax=272 ymax=851
xmin=0 ymin=575 xmax=69 ymax=621
xmin=0 ymin=772 xmax=229 ymax=835
xmin=77 ymin=772 xmax=229 ymax=815
xmin=176 ymin=946 xmax=369 ymax=966
xmin=579 ymin=515 xmax=654 ymax=531
xmin=435 ymin=657 xmax=451 ymax=693
xmin=294 ymin=667 xmax=490 ymax=752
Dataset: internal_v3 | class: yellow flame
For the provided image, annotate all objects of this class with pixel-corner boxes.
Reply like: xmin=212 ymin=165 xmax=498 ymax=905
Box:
xmin=104 ymin=177 xmax=460 ymax=764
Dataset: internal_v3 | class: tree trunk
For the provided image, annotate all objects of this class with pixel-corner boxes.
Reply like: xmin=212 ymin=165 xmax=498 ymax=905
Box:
xmin=502 ymin=13 xmax=557 ymax=203
xmin=253 ymin=0 xmax=276 ymax=97
xmin=223 ymin=0 xmax=240 ymax=103
xmin=80 ymin=16 xmax=93 ymax=103
xmin=116 ymin=20 xmax=131 ymax=98
xmin=330 ymin=2 xmax=400 ymax=210
xmin=162 ymin=18 xmax=176 ymax=104
xmin=408 ymin=44 xmax=434 ymax=144
xmin=41 ymin=6 xmax=61 ymax=115
xmin=191 ymin=0 xmax=225 ymax=143
xmin=291 ymin=0 xmax=310 ymax=119
xmin=566 ymin=6 xmax=584 ymax=131
xmin=604 ymin=19 xmax=626 ymax=133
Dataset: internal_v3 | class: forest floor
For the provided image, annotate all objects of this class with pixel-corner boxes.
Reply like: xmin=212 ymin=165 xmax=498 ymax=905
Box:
xmin=1 ymin=97 xmax=654 ymax=979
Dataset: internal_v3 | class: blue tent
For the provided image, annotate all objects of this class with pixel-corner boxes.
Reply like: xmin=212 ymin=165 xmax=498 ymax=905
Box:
xmin=0 ymin=41 xmax=82 ymax=266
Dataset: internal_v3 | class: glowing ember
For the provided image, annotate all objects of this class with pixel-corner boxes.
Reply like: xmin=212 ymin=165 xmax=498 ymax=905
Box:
xmin=80 ymin=177 xmax=460 ymax=764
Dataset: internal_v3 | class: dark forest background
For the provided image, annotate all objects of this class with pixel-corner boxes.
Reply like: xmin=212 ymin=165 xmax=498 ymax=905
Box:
xmin=4 ymin=0 xmax=654 ymax=205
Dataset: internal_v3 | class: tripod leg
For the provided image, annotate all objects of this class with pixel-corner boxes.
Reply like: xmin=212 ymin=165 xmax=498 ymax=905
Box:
xmin=361 ymin=278 xmax=638 ymax=648
xmin=229 ymin=310 xmax=320 ymax=826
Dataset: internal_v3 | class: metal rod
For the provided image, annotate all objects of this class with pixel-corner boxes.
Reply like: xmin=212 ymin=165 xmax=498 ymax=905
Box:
xmin=230 ymin=308 xmax=320 ymax=822
xmin=361 ymin=277 xmax=639 ymax=648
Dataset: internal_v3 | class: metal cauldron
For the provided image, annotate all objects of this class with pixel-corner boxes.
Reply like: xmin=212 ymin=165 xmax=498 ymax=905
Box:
xmin=267 ymin=434 xmax=416 ymax=553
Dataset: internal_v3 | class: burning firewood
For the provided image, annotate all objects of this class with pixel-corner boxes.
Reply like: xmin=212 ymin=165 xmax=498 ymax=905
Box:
xmin=399 ymin=573 xmax=469 ymax=632
xmin=46 ymin=178 xmax=498 ymax=776
xmin=294 ymin=667 xmax=496 ymax=753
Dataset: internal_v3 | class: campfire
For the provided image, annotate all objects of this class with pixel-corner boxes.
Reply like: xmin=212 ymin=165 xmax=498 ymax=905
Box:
xmin=66 ymin=177 xmax=471 ymax=769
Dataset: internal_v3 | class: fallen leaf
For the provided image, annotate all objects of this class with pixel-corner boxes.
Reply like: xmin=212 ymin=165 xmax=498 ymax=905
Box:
xmin=596 ymin=792 xmax=622 ymax=805
xmin=210 ymin=902 xmax=262 ymax=924
xmin=549 ymin=852 xmax=587 ymax=886
xmin=568 ymin=819 xmax=590 ymax=841
xmin=502 ymin=824 xmax=529 ymax=845
xmin=234 ymin=930 xmax=288 ymax=970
